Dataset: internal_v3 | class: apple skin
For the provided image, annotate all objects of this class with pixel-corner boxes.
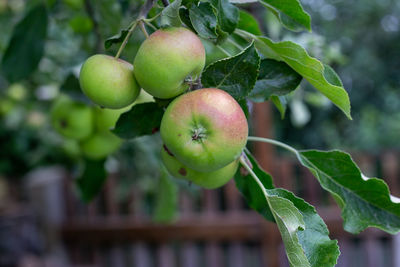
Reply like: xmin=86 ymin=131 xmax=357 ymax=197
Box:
xmin=51 ymin=96 xmax=93 ymax=140
xmin=94 ymin=90 xmax=154 ymax=131
xmin=161 ymin=145 xmax=238 ymax=189
xmin=79 ymin=54 xmax=140 ymax=109
xmin=80 ymin=131 xmax=122 ymax=160
xmin=160 ymin=88 xmax=248 ymax=172
xmin=133 ymin=27 xmax=205 ymax=99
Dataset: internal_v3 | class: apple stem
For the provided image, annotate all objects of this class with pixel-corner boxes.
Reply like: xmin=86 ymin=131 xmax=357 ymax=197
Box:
xmin=115 ymin=21 xmax=138 ymax=59
xmin=139 ymin=21 xmax=150 ymax=38
xmin=115 ymin=0 xmax=156 ymax=59
xmin=247 ymin=136 xmax=299 ymax=156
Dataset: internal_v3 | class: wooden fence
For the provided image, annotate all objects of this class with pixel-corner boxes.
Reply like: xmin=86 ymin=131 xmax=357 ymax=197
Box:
xmin=61 ymin=103 xmax=400 ymax=267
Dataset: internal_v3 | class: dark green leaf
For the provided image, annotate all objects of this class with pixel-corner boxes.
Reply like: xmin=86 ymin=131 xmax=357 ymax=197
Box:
xmin=1 ymin=4 xmax=48 ymax=82
xmin=268 ymin=188 xmax=340 ymax=267
xmin=260 ymin=0 xmax=311 ymax=32
xmin=153 ymin=168 xmax=179 ymax=223
xmin=76 ymin=159 xmax=107 ymax=203
xmin=112 ymin=102 xmax=164 ymax=139
xmin=182 ymin=0 xmax=199 ymax=8
xmin=160 ymin=0 xmax=182 ymax=28
xmin=234 ymin=151 xmax=275 ymax=221
xmin=179 ymin=7 xmax=196 ymax=31
xmin=237 ymin=10 xmax=262 ymax=35
xmin=237 ymin=33 xmax=352 ymax=119
xmin=202 ymin=42 xmax=260 ymax=100
xmin=209 ymin=0 xmax=239 ymax=34
xmin=249 ymin=58 xmax=302 ymax=102
xmin=104 ymin=28 xmax=129 ymax=50
xmin=298 ymin=150 xmax=400 ymax=234
xmin=189 ymin=2 xmax=219 ymax=41
xmin=60 ymin=73 xmax=90 ymax=104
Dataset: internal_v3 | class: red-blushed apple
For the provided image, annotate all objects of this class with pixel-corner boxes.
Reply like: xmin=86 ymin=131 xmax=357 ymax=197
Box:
xmin=161 ymin=145 xmax=238 ymax=189
xmin=133 ymin=27 xmax=205 ymax=99
xmin=79 ymin=54 xmax=140 ymax=109
xmin=160 ymin=88 xmax=248 ymax=172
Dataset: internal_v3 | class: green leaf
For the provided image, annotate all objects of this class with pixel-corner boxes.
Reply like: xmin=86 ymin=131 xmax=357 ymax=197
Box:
xmin=179 ymin=8 xmax=196 ymax=31
xmin=112 ymin=102 xmax=164 ymax=139
xmin=260 ymin=0 xmax=311 ymax=32
xmin=237 ymin=10 xmax=262 ymax=35
xmin=209 ymin=0 xmax=239 ymax=34
xmin=160 ymin=0 xmax=183 ymax=28
xmin=202 ymin=42 xmax=260 ymax=100
xmin=270 ymin=95 xmax=287 ymax=119
xmin=1 ymin=4 xmax=48 ymax=82
xmin=249 ymin=58 xmax=302 ymax=102
xmin=153 ymin=168 xmax=179 ymax=223
xmin=234 ymin=151 xmax=275 ymax=222
xmin=268 ymin=188 xmax=340 ymax=267
xmin=76 ymin=159 xmax=107 ymax=203
xmin=236 ymin=151 xmax=339 ymax=267
xmin=189 ymin=2 xmax=219 ymax=41
xmin=323 ymin=64 xmax=343 ymax=87
xmin=266 ymin=194 xmax=310 ymax=267
xmin=104 ymin=28 xmax=129 ymax=50
xmin=298 ymin=150 xmax=400 ymax=234
xmin=238 ymin=32 xmax=351 ymax=119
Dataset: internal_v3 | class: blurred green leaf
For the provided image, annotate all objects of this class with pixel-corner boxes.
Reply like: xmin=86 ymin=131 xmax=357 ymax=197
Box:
xmin=1 ymin=4 xmax=48 ymax=82
xmin=270 ymin=95 xmax=287 ymax=119
xmin=202 ymin=42 xmax=260 ymax=100
xmin=112 ymin=102 xmax=164 ymax=139
xmin=249 ymin=58 xmax=302 ymax=102
xmin=60 ymin=73 xmax=90 ymax=104
xmin=76 ymin=159 xmax=107 ymax=203
xmin=153 ymin=168 xmax=179 ymax=223
xmin=237 ymin=10 xmax=262 ymax=35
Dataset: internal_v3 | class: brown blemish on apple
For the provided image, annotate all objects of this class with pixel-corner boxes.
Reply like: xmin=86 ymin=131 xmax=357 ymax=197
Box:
xmin=163 ymin=144 xmax=174 ymax=157
xmin=178 ymin=168 xmax=187 ymax=176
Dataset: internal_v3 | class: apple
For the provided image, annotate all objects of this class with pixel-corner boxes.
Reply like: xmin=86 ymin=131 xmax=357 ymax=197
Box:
xmin=79 ymin=54 xmax=140 ymax=109
xmin=160 ymin=88 xmax=248 ymax=172
xmin=133 ymin=27 xmax=205 ymax=99
xmin=80 ymin=131 xmax=122 ymax=160
xmin=161 ymin=145 xmax=238 ymax=189
xmin=51 ymin=96 xmax=93 ymax=140
xmin=94 ymin=90 xmax=154 ymax=132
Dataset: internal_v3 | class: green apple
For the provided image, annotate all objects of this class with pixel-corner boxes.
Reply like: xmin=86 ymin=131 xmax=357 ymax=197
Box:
xmin=79 ymin=54 xmax=140 ymax=109
xmin=80 ymin=131 xmax=122 ymax=160
xmin=94 ymin=90 xmax=154 ymax=131
xmin=160 ymin=88 xmax=248 ymax=172
xmin=161 ymin=145 xmax=238 ymax=189
xmin=51 ymin=96 xmax=93 ymax=140
xmin=133 ymin=27 xmax=205 ymax=99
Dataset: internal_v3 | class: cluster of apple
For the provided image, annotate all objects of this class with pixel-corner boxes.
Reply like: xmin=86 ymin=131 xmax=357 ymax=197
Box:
xmin=77 ymin=26 xmax=248 ymax=188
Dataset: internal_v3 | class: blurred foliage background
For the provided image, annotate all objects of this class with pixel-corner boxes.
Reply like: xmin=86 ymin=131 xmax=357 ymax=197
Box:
xmin=0 ymin=0 xmax=399 ymax=181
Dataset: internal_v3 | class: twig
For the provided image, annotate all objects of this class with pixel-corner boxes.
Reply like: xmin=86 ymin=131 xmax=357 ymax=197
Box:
xmin=84 ymin=0 xmax=102 ymax=53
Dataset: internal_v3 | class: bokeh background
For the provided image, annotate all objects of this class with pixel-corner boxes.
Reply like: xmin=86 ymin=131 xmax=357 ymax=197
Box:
xmin=0 ymin=0 xmax=399 ymax=266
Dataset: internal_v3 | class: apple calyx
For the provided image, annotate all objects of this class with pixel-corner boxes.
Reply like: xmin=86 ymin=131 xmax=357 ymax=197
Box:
xmin=191 ymin=125 xmax=207 ymax=142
